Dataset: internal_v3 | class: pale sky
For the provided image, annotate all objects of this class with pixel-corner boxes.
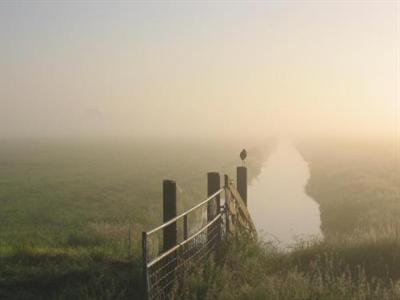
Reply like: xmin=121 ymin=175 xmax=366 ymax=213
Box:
xmin=0 ymin=1 xmax=398 ymax=139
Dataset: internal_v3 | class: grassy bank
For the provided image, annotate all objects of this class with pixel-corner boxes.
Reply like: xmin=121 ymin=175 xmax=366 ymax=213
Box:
xmin=2 ymin=137 xmax=398 ymax=299
xmin=0 ymin=138 xmax=271 ymax=299
xmin=298 ymin=138 xmax=399 ymax=236
xmin=180 ymin=137 xmax=400 ymax=299
xmin=179 ymin=230 xmax=400 ymax=300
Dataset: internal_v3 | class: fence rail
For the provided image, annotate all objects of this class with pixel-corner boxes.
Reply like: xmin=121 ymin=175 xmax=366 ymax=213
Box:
xmin=226 ymin=179 xmax=257 ymax=240
xmin=142 ymin=168 xmax=256 ymax=300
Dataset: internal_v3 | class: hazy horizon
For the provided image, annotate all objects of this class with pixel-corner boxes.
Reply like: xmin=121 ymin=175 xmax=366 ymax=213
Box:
xmin=1 ymin=1 xmax=399 ymax=140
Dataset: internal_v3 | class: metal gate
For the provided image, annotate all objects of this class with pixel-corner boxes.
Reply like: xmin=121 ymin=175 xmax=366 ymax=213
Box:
xmin=142 ymin=173 xmax=256 ymax=299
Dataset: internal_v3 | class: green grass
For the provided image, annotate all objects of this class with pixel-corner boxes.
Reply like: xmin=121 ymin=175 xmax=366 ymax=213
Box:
xmin=0 ymin=247 xmax=143 ymax=300
xmin=1 ymin=137 xmax=399 ymax=299
xmin=297 ymin=138 xmax=400 ymax=236
xmin=178 ymin=137 xmax=400 ymax=299
xmin=0 ymin=137 xmax=270 ymax=299
xmin=178 ymin=231 xmax=400 ymax=300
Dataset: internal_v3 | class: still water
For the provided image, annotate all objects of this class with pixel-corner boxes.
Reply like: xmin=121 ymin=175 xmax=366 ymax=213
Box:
xmin=248 ymin=140 xmax=322 ymax=247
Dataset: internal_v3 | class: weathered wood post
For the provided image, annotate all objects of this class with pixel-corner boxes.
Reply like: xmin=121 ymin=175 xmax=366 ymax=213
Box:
xmin=224 ymin=174 xmax=229 ymax=190
xmin=237 ymin=166 xmax=247 ymax=206
xmin=224 ymin=174 xmax=230 ymax=236
xmin=163 ymin=180 xmax=177 ymax=251
xmin=207 ymin=172 xmax=220 ymax=247
xmin=142 ymin=231 xmax=148 ymax=299
xmin=208 ymin=172 xmax=221 ymax=217
xmin=162 ymin=180 xmax=177 ymax=296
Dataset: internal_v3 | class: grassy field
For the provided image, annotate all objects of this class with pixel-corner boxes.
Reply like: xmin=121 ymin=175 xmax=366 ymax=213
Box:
xmin=299 ymin=138 xmax=400 ymax=236
xmin=1 ymin=137 xmax=399 ymax=299
xmin=0 ymin=137 xmax=270 ymax=299
xmin=178 ymin=137 xmax=400 ymax=299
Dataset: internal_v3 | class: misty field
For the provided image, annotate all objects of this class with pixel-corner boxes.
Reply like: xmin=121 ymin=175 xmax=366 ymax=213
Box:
xmin=0 ymin=138 xmax=268 ymax=299
xmin=178 ymin=138 xmax=400 ymax=300
xmin=1 ymin=137 xmax=399 ymax=299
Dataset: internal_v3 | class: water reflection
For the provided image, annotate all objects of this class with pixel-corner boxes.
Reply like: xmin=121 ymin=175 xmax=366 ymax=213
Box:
xmin=248 ymin=140 xmax=322 ymax=247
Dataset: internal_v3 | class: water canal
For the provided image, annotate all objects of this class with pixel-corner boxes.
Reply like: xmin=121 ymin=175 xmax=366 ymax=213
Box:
xmin=248 ymin=140 xmax=322 ymax=247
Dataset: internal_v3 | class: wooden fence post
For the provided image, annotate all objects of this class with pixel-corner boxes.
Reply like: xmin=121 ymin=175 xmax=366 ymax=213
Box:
xmin=162 ymin=180 xmax=177 ymax=296
xmin=207 ymin=172 xmax=220 ymax=219
xmin=224 ymin=174 xmax=230 ymax=236
xmin=237 ymin=166 xmax=247 ymax=206
xmin=224 ymin=174 xmax=229 ymax=189
xmin=207 ymin=172 xmax=220 ymax=248
xmin=142 ymin=231 xmax=148 ymax=299
xmin=163 ymin=180 xmax=177 ymax=251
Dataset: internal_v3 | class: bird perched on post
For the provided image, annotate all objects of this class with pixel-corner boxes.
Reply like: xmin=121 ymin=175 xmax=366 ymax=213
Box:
xmin=240 ymin=149 xmax=247 ymax=166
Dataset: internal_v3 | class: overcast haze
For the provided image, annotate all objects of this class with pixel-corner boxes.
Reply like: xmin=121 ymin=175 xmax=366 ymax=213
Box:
xmin=0 ymin=1 xmax=398 ymax=139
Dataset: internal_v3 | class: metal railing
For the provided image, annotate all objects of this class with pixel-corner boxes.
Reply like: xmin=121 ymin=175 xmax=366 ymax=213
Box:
xmin=142 ymin=174 xmax=256 ymax=300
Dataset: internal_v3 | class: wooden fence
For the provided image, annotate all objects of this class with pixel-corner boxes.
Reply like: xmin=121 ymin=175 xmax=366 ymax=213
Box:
xmin=142 ymin=167 xmax=257 ymax=299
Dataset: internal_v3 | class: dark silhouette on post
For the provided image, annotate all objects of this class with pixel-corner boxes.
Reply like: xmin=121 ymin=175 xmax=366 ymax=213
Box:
xmin=240 ymin=149 xmax=247 ymax=166
xmin=237 ymin=166 xmax=247 ymax=206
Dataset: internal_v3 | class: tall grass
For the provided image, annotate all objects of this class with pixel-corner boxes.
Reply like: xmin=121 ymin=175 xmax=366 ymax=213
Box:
xmin=297 ymin=138 xmax=400 ymax=236
xmin=179 ymin=227 xmax=400 ymax=300
xmin=2 ymin=137 xmax=397 ymax=299
xmin=0 ymin=138 xmax=271 ymax=299
xmin=178 ymin=138 xmax=400 ymax=299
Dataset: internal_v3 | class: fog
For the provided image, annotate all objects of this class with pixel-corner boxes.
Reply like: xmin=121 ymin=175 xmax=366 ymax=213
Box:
xmin=0 ymin=2 xmax=398 ymax=139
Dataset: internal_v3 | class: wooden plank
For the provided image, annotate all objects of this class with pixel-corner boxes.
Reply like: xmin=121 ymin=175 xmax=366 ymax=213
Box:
xmin=227 ymin=201 xmax=237 ymax=216
xmin=228 ymin=184 xmax=257 ymax=238
xmin=229 ymin=186 xmax=254 ymax=224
